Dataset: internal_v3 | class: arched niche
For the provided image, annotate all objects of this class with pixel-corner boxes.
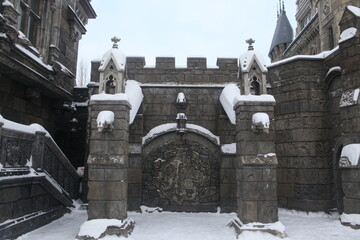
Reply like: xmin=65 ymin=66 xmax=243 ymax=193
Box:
xmin=141 ymin=129 xmax=220 ymax=212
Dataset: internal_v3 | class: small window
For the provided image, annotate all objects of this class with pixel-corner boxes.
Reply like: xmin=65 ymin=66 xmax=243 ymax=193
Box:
xmin=328 ymin=27 xmax=334 ymax=49
xmin=17 ymin=0 xmax=41 ymax=46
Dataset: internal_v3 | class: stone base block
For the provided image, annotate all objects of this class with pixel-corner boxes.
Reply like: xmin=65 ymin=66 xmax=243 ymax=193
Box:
xmin=77 ymin=218 xmax=135 ymax=240
xmin=228 ymin=217 xmax=287 ymax=238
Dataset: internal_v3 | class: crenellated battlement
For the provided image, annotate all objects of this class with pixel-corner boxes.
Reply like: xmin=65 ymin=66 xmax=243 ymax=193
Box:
xmin=126 ymin=57 xmax=238 ymax=70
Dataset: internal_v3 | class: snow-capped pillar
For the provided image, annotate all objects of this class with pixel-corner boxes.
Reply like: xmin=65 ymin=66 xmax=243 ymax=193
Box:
xmin=87 ymin=99 xmax=131 ymax=220
xmin=31 ymin=131 xmax=46 ymax=171
xmin=234 ymin=97 xmax=278 ymax=225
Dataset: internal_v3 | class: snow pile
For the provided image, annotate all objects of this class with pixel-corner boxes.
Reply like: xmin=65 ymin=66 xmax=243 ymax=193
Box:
xmin=339 ymin=89 xmax=359 ymax=107
xmin=340 ymin=213 xmax=360 ymax=226
xmin=340 ymin=144 xmax=360 ymax=166
xmin=77 ymin=218 xmax=134 ymax=239
xmin=264 ymin=153 xmax=276 ymax=158
xmin=125 ymin=80 xmax=144 ymax=124
xmin=235 ymin=94 xmax=276 ymax=103
xmin=96 ymin=111 xmax=115 ymax=132
xmin=142 ymin=123 xmax=220 ymax=145
xmin=252 ymin=113 xmax=270 ymax=129
xmin=348 ymin=5 xmax=360 ymax=17
xmin=2 ymin=0 xmax=14 ymax=7
xmin=219 ymin=84 xmax=241 ymax=124
xmin=139 ymin=205 xmax=163 ymax=213
xmin=0 ymin=115 xmax=50 ymax=136
xmin=90 ymin=92 xmax=128 ymax=101
xmin=221 ymin=143 xmax=236 ymax=154
xmin=239 ymin=50 xmax=268 ymax=73
xmin=339 ymin=27 xmax=358 ymax=43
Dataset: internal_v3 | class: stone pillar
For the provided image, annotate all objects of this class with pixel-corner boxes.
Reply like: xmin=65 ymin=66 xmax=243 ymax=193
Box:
xmin=234 ymin=99 xmax=278 ymax=224
xmin=87 ymin=99 xmax=130 ymax=220
xmin=31 ymin=131 xmax=46 ymax=171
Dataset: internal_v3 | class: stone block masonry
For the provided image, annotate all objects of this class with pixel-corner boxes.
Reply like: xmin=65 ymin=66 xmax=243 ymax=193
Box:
xmin=234 ymin=99 xmax=278 ymax=224
xmin=87 ymin=100 xmax=131 ymax=220
xmin=267 ymin=58 xmax=333 ymax=212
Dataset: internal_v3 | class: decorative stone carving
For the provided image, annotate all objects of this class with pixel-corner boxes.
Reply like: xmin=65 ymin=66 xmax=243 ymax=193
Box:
xmin=143 ymin=140 xmax=219 ymax=211
xmin=5 ymin=137 xmax=31 ymax=167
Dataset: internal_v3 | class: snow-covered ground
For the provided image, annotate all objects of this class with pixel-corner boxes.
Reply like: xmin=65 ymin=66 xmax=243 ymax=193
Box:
xmin=16 ymin=207 xmax=359 ymax=240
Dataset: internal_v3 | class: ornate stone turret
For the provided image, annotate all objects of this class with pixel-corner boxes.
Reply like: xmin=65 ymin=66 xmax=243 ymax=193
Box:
xmin=98 ymin=37 xmax=126 ymax=94
xmin=239 ymin=39 xmax=268 ymax=95
xmin=268 ymin=1 xmax=293 ymax=62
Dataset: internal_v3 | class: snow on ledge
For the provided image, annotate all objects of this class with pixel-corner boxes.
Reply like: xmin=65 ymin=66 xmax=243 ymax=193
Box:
xmin=126 ymin=80 xmax=144 ymax=124
xmin=90 ymin=92 xmax=128 ymax=101
xmin=0 ymin=115 xmax=50 ymax=136
xmin=340 ymin=144 xmax=360 ymax=166
xmin=348 ymin=6 xmax=360 ymax=17
xmin=219 ymin=84 xmax=241 ymax=124
xmin=221 ymin=143 xmax=236 ymax=154
xmin=339 ymin=27 xmax=358 ymax=43
xmin=326 ymin=66 xmax=341 ymax=77
xmin=340 ymin=213 xmax=360 ymax=226
xmin=234 ymin=94 xmax=276 ymax=104
xmin=142 ymin=123 xmax=220 ymax=145
xmin=78 ymin=218 xmax=134 ymax=239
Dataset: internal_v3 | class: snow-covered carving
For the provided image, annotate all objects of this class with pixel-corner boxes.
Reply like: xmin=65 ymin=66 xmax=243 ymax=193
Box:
xmin=251 ymin=112 xmax=270 ymax=134
xmin=97 ymin=111 xmax=115 ymax=133
xmin=339 ymin=144 xmax=360 ymax=167
xmin=339 ymin=89 xmax=359 ymax=107
xmin=175 ymin=92 xmax=188 ymax=110
xmin=339 ymin=27 xmax=358 ymax=43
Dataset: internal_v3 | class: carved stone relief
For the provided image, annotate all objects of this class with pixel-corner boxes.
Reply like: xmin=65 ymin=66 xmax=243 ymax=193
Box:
xmin=142 ymin=140 xmax=219 ymax=211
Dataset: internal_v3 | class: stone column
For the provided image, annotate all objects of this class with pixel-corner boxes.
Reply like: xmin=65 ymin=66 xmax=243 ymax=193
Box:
xmin=234 ymin=99 xmax=278 ymax=224
xmin=87 ymin=99 xmax=130 ymax=220
xmin=31 ymin=131 xmax=46 ymax=171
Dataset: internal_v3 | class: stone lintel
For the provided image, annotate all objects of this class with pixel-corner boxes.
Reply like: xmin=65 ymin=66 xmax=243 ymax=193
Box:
xmin=240 ymin=155 xmax=278 ymax=166
xmin=87 ymin=155 xmax=128 ymax=167
xmin=89 ymin=99 xmax=131 ymax=109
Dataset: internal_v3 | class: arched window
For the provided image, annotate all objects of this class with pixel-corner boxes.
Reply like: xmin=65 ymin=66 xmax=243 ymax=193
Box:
xmin=105 ymin=75 xmax=116 ymax=94
xmin=250 ymin=76 xmax=260 ymax=95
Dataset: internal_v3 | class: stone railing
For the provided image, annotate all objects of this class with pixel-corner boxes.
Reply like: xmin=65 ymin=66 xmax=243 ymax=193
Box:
xmin=0 ymin=122 xmax=80 ymax=199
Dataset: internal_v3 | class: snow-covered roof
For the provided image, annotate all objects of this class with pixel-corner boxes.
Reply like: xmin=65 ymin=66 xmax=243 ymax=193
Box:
xmin=234 ymin=94 xmax=276 ymax=103
xmin=347 ymin=5 xmax=360 ymax=17
xmin=269 ymin=10 xmax=293 ymax=54
xmin=219 ymin=84 xmax=241 ymax=125
xmin=98 ymin=44 xmax=126 ymax=72
xmin=90 ymin=93 xmax=128 ymax=101
xmin=239 ymin=50 xmax=267 ymax=73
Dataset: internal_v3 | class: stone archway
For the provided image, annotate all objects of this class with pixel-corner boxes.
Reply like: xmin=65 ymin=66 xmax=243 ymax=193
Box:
xmin=142 ymin=131 xmax=220 ymax=212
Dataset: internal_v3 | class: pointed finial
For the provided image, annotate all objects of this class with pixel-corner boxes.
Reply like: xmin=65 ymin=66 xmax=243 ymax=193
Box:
xmin=282 ymin=0 xmax=285 ymax=12
xmin=246 ymin=38 xmax=255 ymax=51
xmin=279 ymin=0 xmax=281 ymax=13
xmin=111 ymin=36 xmax=121 ymax=48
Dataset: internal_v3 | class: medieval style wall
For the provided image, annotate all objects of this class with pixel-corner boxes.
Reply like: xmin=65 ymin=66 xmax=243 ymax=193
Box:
xmin=267 ymin=58 xmax=333 ymax=211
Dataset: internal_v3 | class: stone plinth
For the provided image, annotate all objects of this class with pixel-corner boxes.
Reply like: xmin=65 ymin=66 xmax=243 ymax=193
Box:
xmin=234 ymin=99 xmax=278 ymax=224
xmin=87 ymin=100 xmax=131 ymax=220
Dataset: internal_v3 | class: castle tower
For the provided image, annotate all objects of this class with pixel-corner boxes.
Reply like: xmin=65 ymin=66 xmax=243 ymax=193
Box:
xmin=98 ymin=37 xmax=126 ymax=94
xmin=268 ymin=1 xmax=293 ymax=62
xmin=239 ymin=39 xmax=268 ymax=95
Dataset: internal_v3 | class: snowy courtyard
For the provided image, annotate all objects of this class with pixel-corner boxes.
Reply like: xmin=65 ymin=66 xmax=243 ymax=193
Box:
xmin=15 ymin=206 xmax=359 ymax=240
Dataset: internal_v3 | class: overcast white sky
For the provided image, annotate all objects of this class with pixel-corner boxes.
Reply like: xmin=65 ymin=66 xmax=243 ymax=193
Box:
xmin=77 ymin=0 xmax=297 ymax=81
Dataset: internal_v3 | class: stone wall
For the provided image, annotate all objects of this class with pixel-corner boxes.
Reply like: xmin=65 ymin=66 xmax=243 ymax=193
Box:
xmin=268 ymin=58 xmax=333 ymax=211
